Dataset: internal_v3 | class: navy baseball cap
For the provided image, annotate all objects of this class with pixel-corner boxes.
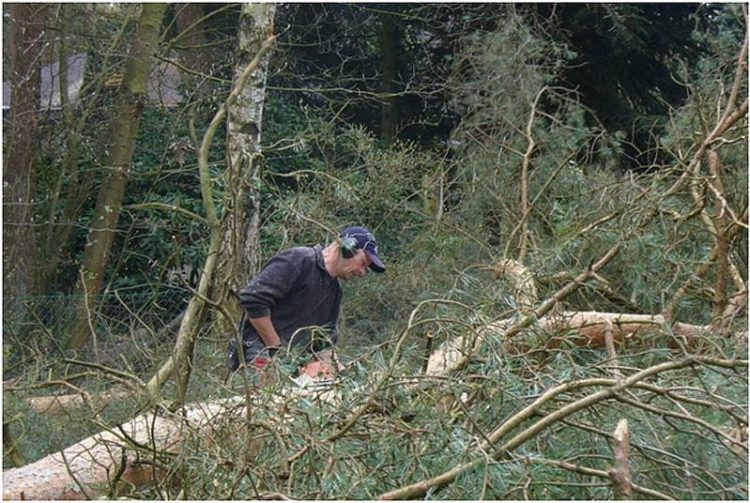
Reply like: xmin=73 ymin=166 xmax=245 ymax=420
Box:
xmin=340 ymin=226 xmax=385 ymax=273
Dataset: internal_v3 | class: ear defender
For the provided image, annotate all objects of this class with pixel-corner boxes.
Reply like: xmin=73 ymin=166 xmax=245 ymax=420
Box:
xmin=339 ymin=235 xmax=358 ymax=258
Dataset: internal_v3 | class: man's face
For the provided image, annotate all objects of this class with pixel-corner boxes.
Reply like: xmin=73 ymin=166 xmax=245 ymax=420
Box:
xmin=340 ymin=249 xmax=371 ymax=280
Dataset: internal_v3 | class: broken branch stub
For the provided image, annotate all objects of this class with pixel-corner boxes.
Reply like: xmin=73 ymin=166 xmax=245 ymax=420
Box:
xmin=608 ymin=419 xmax=633 ymax=500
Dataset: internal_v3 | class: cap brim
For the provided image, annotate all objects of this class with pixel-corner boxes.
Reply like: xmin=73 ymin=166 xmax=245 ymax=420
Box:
xmin=366 ymin=251 xmax=385 ymax=273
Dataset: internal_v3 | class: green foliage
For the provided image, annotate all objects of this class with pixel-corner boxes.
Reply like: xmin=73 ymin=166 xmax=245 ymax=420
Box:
xmin=112 ymin=107 xmax=214 ymax=289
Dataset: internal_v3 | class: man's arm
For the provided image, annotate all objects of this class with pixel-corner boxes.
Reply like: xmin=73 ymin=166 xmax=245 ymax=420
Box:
xmin=248 ymin=315 xmax=282 ymax=349
xmin=238 ymin=254 xmax=300 ymax=322
xmin=238 ymin=253 xmax=301 ymax=354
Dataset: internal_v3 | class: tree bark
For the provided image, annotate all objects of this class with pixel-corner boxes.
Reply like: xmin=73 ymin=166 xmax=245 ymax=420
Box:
xmin=3 ymin=3 xmax=48 ymax=299
xmin=144 ymin=26 xmax=277 ymax=407
xmin=67 ymin=3 xmax=167 ymax=350
xmin=174 ymin=3 xmax=212 ymax=75
xmin=38 ymin=6 xmax=97 ymax=292
xmin=38 ymin=4 xmax=78 ymax=291
xmin=211 ymin=3 xmax=276 ymax=336
xmin=380 ymin=9 xmax=400 ymax=146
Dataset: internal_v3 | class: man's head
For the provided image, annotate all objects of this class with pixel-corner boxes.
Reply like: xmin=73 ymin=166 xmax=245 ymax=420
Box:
xmin=337 ymin=226 xmax=385 ymax=277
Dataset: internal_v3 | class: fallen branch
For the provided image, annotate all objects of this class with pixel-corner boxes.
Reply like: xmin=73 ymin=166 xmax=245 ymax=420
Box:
xmin=534 ymin=311 xmax=706 ymax=350
xmin=23 ymin=389 xmax=130 ymax=416
xmin=427 ymin=243 xmax=622 ymax=375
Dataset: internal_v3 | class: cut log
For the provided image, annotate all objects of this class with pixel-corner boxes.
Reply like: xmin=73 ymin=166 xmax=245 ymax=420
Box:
xmin=23 ymin=389 xmax=132 ymax=416
xmin=426 ymin=311 xmax=708 ymax=375
xmin=2 ymin=383 xmax=338 ymax=500
xmin=533 ymin=311 xmax=706 ymax=350
xmin=2 ymin=398 xmax=241 ymax=500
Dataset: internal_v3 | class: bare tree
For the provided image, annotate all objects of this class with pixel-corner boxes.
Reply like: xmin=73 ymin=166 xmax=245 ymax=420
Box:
xmin=3 ymin=4 xmax=49 ymax=298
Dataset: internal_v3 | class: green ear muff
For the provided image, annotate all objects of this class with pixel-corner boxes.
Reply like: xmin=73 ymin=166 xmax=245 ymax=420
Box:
xmin=340 ymin=236 xmax=358 ymax=258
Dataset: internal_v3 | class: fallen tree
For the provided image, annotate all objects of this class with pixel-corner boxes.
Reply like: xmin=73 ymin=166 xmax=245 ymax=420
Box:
xmin=1 ymin=382 xmax=350 ymax=500
xmin=5 ymin=346 xmax=745 ymax=500
xmin=2 ymin=399 xmax=237 ymax=500
xmin=426 ymin=310 xmax=710 ymax=376
xmin=379 ymin=355 xmax=747 ymax=500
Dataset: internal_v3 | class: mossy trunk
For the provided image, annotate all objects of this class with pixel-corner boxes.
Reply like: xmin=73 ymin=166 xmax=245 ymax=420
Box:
xmin=67 ymin=3 xmax=167 ymax=350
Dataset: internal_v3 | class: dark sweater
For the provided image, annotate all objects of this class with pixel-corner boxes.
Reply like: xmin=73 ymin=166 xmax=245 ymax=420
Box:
xmin=237 ymin=245 xmax=341 ymax=361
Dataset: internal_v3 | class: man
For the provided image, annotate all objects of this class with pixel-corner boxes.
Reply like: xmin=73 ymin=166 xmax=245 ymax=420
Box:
xmin=227 ymin=225 xmax=385 ymax=381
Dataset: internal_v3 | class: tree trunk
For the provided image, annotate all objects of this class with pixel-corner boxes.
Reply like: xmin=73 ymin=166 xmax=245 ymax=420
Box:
xmin=38 ymin=4 xmax=76 ymax=291
xmin=38 ymin=7 xmax=137 ymax=294
xmin=174 ymin=3 xmax=212 ymax=75
xmin=144 ymin=23 xmax=277 ymax=406
xmin=3 ymin=4 xmax=48 ymax=299
xmin=38 ymin=6 xmax=91 ymax=292
xmin=380 ymin=9 xmax=400 ymax=146
xmin=211 ymin=3 xmax=276 ymax=336
xmin=67 ymin=3 xmax=167 ymax=350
